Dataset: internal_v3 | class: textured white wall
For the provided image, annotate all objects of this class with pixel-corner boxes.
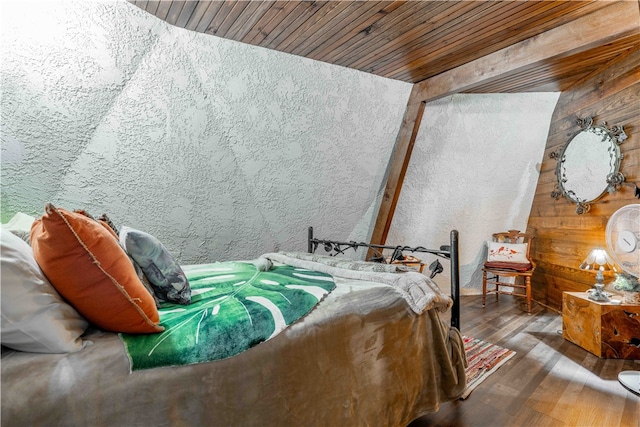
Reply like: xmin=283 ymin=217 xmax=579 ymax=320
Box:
xmin=1 ymin=0 xmax=412 ymax=263
xmin=1 ymin=1 xmax=560 ymax=286
xmin=386 ymin=93 xmax=559 ymax=294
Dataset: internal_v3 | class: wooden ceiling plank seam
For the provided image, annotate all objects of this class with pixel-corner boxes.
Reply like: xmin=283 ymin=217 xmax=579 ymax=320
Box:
xmin=412 ymin=2 xmax=640 ymax=103
xmin=285 ymin=2 xmax=361 ymax=55
xmin=344 ymin=1 xmax=495 ymax=70
xmin=324 ymin=3 xmax=418 ymax=65
xmin=132 ymin=0 xmax=148 ymax=9
xmin=174 ymin=1 xmax=199 ymax=29
xmin=382 ymin=0 xmax=563 ymax=78
xmin=562 ymin=39 xmax=640 ymax=93
xmin=183 ymin=1 xmax=214 ymax=31
xmin=389 ymin=1 xmax=610 ymax=82
xmin=553 ymin=78 xmax=587 ymax=93
xmin=256 ymin=1 xmax=324 ymax=49
xmin=366 ymin=4 xmax=536 ymax=82
xmin=461 ymin=62 xmax=549 ymax=91
xmin=307 ymin=1 xmax=408 ymax=61
xmin=477 ymin=79 xmax=557 ymax=93
xmin=303 ymin=1 xmax=398 ymax=60
xmin=154 ymin=0 xmax=173 ymax=21
xmin=143 ymin=0 xmax=161 ymax=16
xmin=164 ymin=0 xmax=187 ymax=25
xmin=274 ymin=3 xmax=345 ymax=50
xmin=381 ymin=1 xmax=567 ymax=81
xmin=540 ymin=63 xmax=610 ymax=89
xmin=248 ymin=1 xmax=307 ymax=46
xmin=316 ymin=1 xmax=439 ymax=65
xmin=281 ymin=1 xmax=356 ymax=56
xmin=559 ymin=62 xmax=640 ymax=119
xmin=547 ymin=53 xmax=629 ymax=79
xmin=468 ymin=68 xmax=576 ymax=93
xmin=548 ymin=44 xmax=639 ymax=120
xmin=331 ymin=1 xmax=456 ymax=68
xmin=375 ymin=1 xmax=594 ymax=78
xmin=467 ymin=66 xmax=554 ymax=92
xmin=225 ymin=2 xmax=275 ymax=41
xmin=203 ymin=1 xmax=242 ymax=36
xmin=550 ymin=44 xmax=640 ymax=121
xmin=300 ymin=1 xmax=388 ymax=58
xmin=288 ymin=2 xmax=366 ymax=56
xmin=275 ymin=2 xmax=344 ymax=52
xmin=241 ymin=0 xmax=298 ymax=45
xmin=546 ymin=47 xmax=627 ymax=70
xmin=304 ymin=2 xmax=398 ymax=55
xmin=293 ymin=4 xmax=370 ymax=56
xmin=211 ymin=1 xmax=252 ymax=37
xmin=349 ymin=1 xmax=503 ymax=77
xmin=487 ymin=68 xmax=589 ymax=92
xmin=194 ymin=1 xmax=226 ymax=33
xmin=550 ymin=37 xmax=640 ymax=115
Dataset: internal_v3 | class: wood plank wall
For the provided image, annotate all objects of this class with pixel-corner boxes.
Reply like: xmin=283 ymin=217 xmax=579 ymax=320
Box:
xmin=526 ymin=48 xmax=640 ymax=311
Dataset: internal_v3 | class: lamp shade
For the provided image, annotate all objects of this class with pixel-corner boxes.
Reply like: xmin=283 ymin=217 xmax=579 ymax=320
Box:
xmin=579 ymin=248 xmax=618 ymax=272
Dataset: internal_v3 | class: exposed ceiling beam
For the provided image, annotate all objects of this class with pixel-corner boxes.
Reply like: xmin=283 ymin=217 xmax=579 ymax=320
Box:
xmin=413 ymin=1 xmax=640 ymax=103
xmin=369 ymin=92 xmax=425 ymax=249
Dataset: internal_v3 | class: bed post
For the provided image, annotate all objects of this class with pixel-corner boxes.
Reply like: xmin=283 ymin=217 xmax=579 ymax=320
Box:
xmin=308 ymin=227 xmax=314 ymax=253
xmin=450 ymin=230 xmax=460 ymax=331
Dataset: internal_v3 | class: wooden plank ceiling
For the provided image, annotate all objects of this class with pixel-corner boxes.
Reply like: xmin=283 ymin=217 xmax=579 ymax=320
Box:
xmin=128 ymin=1 xmax=640 ymax=93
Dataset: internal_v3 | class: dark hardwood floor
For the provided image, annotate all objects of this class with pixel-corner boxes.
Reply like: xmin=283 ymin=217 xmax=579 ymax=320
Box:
xmin=409 ymin=295 xmax=640 ymax=427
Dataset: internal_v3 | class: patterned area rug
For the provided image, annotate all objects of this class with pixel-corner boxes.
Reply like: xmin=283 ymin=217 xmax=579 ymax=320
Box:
xmin=461 ymin=335 xmax=516 ymax=399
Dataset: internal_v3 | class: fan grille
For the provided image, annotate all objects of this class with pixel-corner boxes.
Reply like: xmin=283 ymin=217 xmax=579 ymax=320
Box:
xmin=606 ymin=204 xmax=640 ymax=279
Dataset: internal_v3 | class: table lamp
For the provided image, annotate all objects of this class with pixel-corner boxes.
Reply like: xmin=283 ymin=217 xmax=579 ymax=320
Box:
xmin=579 ymin=248 xmax=618 ymax=302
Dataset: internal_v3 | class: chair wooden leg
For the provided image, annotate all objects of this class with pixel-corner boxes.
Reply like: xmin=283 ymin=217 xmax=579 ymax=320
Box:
xmin=495 ymin=274 xmax=499 ymax=302
xmin=482 ymin=271 xmax=487 ymax=307
xmin=525 ymin=277 xmax=532 ymax=313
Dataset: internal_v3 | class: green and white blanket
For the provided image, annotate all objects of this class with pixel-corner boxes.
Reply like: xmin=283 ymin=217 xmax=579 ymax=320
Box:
xmin=120 ymin=261 xmax=335 ymax=371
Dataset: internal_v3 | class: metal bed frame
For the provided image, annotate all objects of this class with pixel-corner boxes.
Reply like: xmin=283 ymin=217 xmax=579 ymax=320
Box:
xmin=307 ymin=227 xmax=460 ymax=330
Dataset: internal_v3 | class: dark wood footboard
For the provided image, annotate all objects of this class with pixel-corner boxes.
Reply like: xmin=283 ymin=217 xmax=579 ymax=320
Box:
xmin=307 ymin=227 xmax=461 ymax=330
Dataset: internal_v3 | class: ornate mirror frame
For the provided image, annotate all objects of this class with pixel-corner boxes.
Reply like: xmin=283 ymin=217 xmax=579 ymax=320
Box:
xmin=550 ymin=117 xmax=627 ymax=214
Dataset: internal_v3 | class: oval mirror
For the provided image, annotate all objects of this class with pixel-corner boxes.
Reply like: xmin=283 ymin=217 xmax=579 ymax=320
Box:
xmin=551 ymin=117 xmax=626 ymax=214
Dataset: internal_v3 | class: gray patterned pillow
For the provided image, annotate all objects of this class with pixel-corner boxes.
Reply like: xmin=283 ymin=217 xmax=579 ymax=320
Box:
xmin=119 ymin=226 xmax=191 ymax=305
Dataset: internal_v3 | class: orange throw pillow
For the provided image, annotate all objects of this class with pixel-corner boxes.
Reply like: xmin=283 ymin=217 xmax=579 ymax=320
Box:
xmin=31 ymin=203 xmax=163 ymax=334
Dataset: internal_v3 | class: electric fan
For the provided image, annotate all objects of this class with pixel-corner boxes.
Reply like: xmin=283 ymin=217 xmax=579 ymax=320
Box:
xmin=606 ymin=204 xmax=640 ymax=293
xmin=605 ymin=204 xmax=640 ymax=396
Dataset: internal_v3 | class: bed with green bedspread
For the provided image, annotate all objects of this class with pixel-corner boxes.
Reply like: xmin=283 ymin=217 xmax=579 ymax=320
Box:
xmin=1 ymin=252 xmax=466 ymax=426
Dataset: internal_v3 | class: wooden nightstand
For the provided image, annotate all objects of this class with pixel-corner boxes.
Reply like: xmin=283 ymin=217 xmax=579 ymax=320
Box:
xmin=562 ymin=291 xmax=640 ymax=359
xmin=387 ymin=256 xmax=424 ymax=273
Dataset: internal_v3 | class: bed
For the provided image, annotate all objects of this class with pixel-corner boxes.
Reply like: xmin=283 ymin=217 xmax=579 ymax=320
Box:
xmin=1 ymin=207 xmax=466 ymax=427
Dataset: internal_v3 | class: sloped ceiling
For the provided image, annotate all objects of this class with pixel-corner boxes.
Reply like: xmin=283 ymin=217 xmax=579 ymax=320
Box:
xmin=128 ymin=0 xmax=640 ymax=93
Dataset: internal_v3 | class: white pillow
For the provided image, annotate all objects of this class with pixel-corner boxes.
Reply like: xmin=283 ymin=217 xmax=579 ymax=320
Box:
xmin=3 ymin=212 xmax=36 ymax=233
xmin=3 ymin=212 xmax=35 ymax=243
xmin=486 ymin=241 xmax=529 ymax=263
xmin=1 ymin=227 xmax=88 ymax=353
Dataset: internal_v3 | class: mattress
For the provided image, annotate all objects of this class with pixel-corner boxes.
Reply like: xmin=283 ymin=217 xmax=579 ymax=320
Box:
xmin=1 ymin=264 xmax=466 ymax=427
